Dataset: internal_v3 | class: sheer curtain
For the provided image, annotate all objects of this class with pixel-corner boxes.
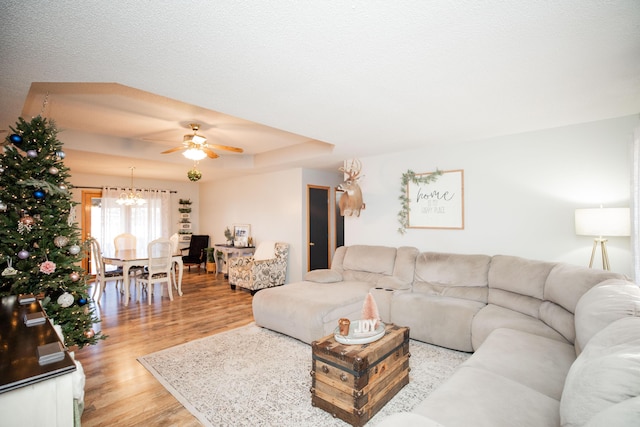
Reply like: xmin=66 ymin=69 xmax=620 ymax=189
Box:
xmin=101 ymin=187 xmax=171 ymax=254
xmin=632 ymin=127 xmax=640 ymax=281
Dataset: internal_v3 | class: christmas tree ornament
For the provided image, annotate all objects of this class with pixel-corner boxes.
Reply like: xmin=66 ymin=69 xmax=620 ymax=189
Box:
xmin=26 ymin=149 xmax=38 ymax=158
xmin=55 ymin=150 xmax=65 ymax=159
xmin=187 ymin=167 xmax=202 ymax=182
xmin=20 ymin=215 xmax=35 ymax=226
xmin=84 ymin=329 xmax=95 ymax=339
xmin=17 ymin=249 xmax=30 ymax=259
xmin=1 ymin=258 xmax=17 ymax=276
xmin=78 ymin=297 xmax=87 ymax=306
xmin=54 ymin=235 xmax=69 ymax=248
xmin=0 ymin=165 xmax=4 ymax=173
xmin=68 ymin=244 xmax=81 ymax=255
xmin=58 ymin=184 xmax=67 ymax=191
xmin=17 ymin=218 xmax=34 ymax=234
xmin=39 ymin=260 xmax=56 ymax=274
xmin=0 ymin=201 xmax=7 ymax=212
xmin=33 ymin=189 xmax=45 ymax=199
xmin=57 ymin=292 xmax=74 ymax=308
xmin=9 ymin=134 xmax=22 ymax=144
xmin=69 ymin=271 xmax=80 ymax=282
xmin=48 ymin=166 xmax=59 ymax=175
xmin=67 ymin=204 xmax=76 ymax=226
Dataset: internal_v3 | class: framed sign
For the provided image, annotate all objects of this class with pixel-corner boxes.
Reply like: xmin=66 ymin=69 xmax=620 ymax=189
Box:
xmin=233 ymin=224 xmax=251 ymax=247
xmin=407 ymin=169 xmax=464 ymax=229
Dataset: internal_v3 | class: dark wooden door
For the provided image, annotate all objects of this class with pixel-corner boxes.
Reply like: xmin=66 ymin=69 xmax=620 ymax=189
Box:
xmin=308 ymin=186 xmax=329 ymax=271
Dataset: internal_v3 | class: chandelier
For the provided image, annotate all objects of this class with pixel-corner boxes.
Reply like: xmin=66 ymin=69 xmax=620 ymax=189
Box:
xmin=116 ymin=167 xmax=146 ymax=206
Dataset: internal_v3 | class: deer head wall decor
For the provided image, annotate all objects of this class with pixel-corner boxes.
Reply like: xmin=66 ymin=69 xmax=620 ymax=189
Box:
xmin=338 ymin=159 xmax=365 ymax=217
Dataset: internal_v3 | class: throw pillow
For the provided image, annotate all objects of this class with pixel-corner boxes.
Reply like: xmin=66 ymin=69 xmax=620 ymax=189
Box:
xmin=253 ymin=241 xmax=276 ymax=261
xmin=560 ymin=317 xmax=640 ymax=426
xmin=304 ymin=269 xmax=343 ymax=283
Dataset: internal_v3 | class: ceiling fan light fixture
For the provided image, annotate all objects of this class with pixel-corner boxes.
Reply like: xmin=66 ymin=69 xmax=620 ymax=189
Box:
xmin=183 ymin=147 xmax=207 ymax=161
xmin=183 ymin=134 xmax=206 ymax=145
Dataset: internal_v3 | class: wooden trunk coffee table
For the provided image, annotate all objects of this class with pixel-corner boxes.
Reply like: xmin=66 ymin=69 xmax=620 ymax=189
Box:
xmin=310 ymin=323 xmax=410 ymax=426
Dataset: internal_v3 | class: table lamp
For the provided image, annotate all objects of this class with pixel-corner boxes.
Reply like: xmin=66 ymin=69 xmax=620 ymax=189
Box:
xmin=574 ymin=206 xmax=630 ymax=270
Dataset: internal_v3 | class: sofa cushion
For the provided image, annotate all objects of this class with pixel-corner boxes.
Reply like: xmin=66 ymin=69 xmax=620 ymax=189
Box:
xmin=304 ymin=269 xmax=343 ymax=283
xmin=464 ymin=328 xmax=575 ymax=400
xmin=342 ymin=245 xmax=397 ymax=275
xmin=489 ymin=255 xmax=555 ymax=300
xmin=472 ymin=304 xmax=567 ymax=350
xmin=252 ymin=280 xmax=373 ymax=344
xmin=413 ymin=366 xmax=561 ymax=427
xmin=413 ymin=252 xmax=490 ymax=304
xmin=545 ymin=263 xmax=625 ymax=315
xmin=574 ymin=279 xmax=640 ymax=354
xmin=391 ymin=292 xmax=484 ymax=352
xmin=560 ymin=317 xmax=640 ymax=427
xmin=583 ymin=397 xmax=640 ymax=427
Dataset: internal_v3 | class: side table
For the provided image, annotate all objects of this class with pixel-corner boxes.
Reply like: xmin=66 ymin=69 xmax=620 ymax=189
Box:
xmin=311 ymin=323 xmax=410 ymax=426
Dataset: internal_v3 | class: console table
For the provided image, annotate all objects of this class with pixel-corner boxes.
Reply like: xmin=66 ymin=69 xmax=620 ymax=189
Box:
xmin=0 ymin=295 xmax=77 ymax=426
xmin=212 ymin=244 xmax=256 ymax=278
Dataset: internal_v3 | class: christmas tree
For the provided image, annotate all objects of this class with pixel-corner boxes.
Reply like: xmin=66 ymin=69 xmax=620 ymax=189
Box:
xmin=0 ymin=115 xmax=105 ymax=348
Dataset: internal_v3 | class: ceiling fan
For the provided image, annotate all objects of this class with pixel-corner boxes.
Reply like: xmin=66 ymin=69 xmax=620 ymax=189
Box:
xmin=161 ymin=123 xmax=243 ymax=160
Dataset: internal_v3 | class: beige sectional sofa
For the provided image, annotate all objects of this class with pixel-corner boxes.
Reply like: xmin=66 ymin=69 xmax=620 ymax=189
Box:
xmin=252 ymin=245 xmax=640 ymax=426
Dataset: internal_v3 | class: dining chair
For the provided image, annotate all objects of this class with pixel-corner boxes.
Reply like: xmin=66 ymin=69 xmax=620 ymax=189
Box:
xmin=114 ymin=233 xmax=145 ymax=275
xmin=89 ymin=238 xmax=125 ymax=302
xmin=136 ymin=238 xmax=174 ymax=304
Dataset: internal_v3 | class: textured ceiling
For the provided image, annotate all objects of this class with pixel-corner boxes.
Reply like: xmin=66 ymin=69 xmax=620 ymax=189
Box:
xmin=0 ymin=1 xmax=639 ymax=182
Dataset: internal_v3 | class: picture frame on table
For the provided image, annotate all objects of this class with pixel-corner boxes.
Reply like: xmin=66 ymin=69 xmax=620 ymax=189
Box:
xmin=233 ymin=224 xmax=251 ymax=247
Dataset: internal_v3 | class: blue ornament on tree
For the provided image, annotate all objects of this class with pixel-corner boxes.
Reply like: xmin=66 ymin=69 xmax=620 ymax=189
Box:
xmin=33 ymin=189 xmax=45 ymax=200
xmin=78 ymin=297 xmax=88 ymax=306
xmin=9 ymin=134 xmax=22 ymax=144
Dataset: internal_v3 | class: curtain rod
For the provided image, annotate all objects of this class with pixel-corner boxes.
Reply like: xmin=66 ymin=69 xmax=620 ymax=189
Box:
xmin=74 ymin=186 xmax=178 ymax=194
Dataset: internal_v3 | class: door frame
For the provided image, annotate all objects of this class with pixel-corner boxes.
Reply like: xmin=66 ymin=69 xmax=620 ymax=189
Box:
xmin=81 ymin=190 xmax=101 ymax=275
xmin=307 ymin=185 xmax=331 ymax=271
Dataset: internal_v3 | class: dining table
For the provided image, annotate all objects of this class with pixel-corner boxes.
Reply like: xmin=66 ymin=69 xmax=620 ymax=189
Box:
xmin=102 ymin=249 xmax=184 ymax=306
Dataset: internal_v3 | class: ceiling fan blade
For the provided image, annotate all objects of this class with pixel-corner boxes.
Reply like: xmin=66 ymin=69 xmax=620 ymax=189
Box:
xmin=161 ymin=146 xmax=186 ymax=154
xmin=203 ymin=147 xmax=219 ymax=159
xmin=207 ymin=144 xmax=244 ymax=153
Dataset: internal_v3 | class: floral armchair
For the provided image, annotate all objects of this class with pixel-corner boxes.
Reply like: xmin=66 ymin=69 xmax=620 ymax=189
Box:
xmin=228 ymin=242 xmax=289 ymax=294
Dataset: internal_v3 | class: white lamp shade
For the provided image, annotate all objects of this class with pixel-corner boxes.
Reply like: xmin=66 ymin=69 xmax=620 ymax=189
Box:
xmin=575 ymin=207 xmax=630 ymax=237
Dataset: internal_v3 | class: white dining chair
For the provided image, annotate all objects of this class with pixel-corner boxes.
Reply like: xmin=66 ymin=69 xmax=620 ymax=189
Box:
xmin=114 ymin=233 xmax=145 ymax=275
xmin=89 ymin=238 xmax=125 ymax=302
xmin=136 ymin=238 xmax=174 ymax=304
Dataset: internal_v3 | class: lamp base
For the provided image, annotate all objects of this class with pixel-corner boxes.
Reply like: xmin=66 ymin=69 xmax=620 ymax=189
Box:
xmin=588 ymin=238 xmax=610 ymax=271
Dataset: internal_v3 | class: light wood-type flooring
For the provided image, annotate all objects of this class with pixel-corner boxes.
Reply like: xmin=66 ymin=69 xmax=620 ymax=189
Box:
xmin=75 ymin=268 xmax=255 ymax=426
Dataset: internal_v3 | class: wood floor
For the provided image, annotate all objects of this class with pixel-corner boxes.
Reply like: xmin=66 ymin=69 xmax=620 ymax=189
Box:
xmin=75 ymin=269 xmax=255 ymax=426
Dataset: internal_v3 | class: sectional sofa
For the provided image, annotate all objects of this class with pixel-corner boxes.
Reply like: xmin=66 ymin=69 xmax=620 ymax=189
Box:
xmin=252 ymin=245 xmax=640 ymax=426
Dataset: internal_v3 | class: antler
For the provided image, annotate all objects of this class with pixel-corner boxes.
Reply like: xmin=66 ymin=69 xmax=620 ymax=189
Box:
xmin=339 ymin=159 xmax=362 ymax=180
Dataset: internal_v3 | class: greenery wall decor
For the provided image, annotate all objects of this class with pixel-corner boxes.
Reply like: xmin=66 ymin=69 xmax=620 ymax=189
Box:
xmin=397 ymin=169 xmax=442 ymax=234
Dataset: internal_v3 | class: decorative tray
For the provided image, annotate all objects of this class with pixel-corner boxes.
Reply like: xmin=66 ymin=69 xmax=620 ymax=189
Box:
xmin=334 ymin=320 xmax=385 ymax=345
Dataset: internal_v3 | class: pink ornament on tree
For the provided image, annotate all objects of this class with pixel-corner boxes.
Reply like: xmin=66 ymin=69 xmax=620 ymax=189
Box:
xmin=39 ymin=260 xmax=56 ymax=274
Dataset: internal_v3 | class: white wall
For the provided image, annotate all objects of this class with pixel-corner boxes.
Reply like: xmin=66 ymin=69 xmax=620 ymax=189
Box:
xmin=346 ymin=115 xmax=639 ymax=278
xmin=199 ymin=168 xmax=342 ymax=282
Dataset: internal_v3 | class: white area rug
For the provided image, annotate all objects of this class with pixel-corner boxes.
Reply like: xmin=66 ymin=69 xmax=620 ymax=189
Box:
xmin=138 ymin=323 xmax=469 ymax=426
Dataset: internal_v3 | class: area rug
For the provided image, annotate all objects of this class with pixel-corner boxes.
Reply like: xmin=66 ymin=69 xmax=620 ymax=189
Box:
xmin=138 ymin=323 xmax=469 ymax=426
